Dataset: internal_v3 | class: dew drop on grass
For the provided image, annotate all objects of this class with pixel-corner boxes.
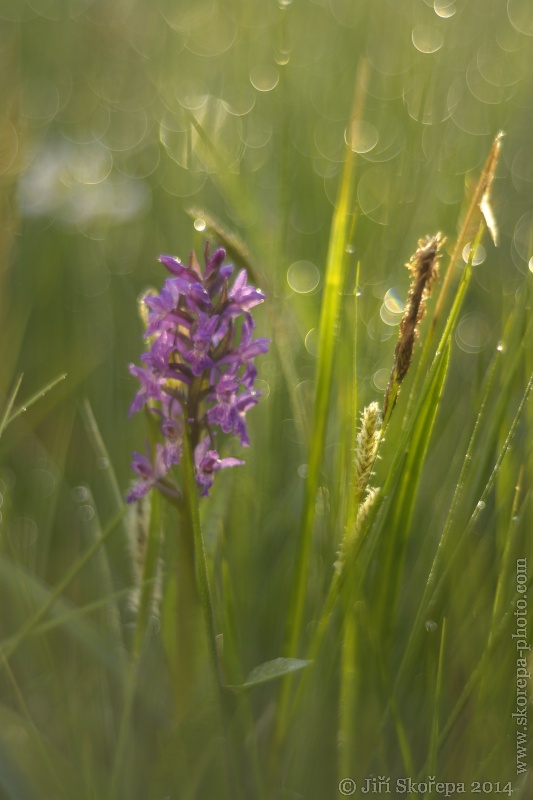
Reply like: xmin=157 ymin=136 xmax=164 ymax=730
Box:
xmin=298 ymin=463 xmax=309 ymax=478
xmin=425 ymin=620 xmax=437 ymax=632
xmin=476 ymin=500 xmax=486 ymax=511
xmin=194 ymin=218 xmax=206 ymax=232
xmin=97 ymin=457 xmax=109 ymax=470
xmin=528 ymin=257 xmax=533 ymax=273
xmin=496 ymin=341 xmax=506 ymax=353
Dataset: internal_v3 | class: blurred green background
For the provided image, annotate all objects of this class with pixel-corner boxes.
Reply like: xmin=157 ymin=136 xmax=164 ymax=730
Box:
xmin=1 ymin=0 xmax=533 ymax=797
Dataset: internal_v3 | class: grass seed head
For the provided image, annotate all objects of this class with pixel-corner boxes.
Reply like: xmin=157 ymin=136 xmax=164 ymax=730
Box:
xmin=383 ymin=233 xmax=445 ymax=419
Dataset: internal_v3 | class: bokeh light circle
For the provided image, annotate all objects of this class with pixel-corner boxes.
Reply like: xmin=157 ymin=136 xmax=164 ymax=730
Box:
xmin=287 ymin=261 xmax=320 ymax=294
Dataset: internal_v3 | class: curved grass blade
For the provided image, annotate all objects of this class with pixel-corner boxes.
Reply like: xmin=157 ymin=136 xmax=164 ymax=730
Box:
xmin=226 ymin=658 xmax=312 ymax=691
xmin=0 ymin=506 xmax=126 ymax=665
xmin=0 ymin=373 xmax=23 ymax=439
xmin=6 ymin=373 xmax=66 ymax=427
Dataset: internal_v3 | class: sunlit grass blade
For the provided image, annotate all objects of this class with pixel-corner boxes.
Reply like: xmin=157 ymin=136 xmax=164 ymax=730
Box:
xmin=426 ymin=367 xmax=533 ymax=620
xmin=375 ymin=338 xmax=451 ymax=630
xmin=425 ymin=570 xmax=533 ymax=773
xmin=284 ymin=66 xmax=364 ymax=653
xmin=0 ymin=373 xmax=23 ymax=440
xmin=274 ymin=68 xmax=365 ymax=757
xmin=407 ymin=132 xmax=503 ymax=413
xmin=393 ymin=344 xmax=501 ymax=691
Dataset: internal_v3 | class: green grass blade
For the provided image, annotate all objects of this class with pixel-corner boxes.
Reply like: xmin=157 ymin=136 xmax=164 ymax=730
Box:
xmin=427 ymin=617 xmax=446 ymax=776
xmin=338 ymin=606 xmax=357 ymax=780
xmin=284 ymin=90 xmax=359 ymax=658
xmin=0 ymin=373 xmax=23 ymax=439
xmin=0 ymin=507 xmax=126 ymax=665
xmin=374 ymin=338 xmax=451 ymax=628
xmin=7 ymin=373 xmax=66 ymax=427
xmin=274 ymin=81 xmax=361 ymax=756
xmin=80 ymin=399 xmax=136 ymax=593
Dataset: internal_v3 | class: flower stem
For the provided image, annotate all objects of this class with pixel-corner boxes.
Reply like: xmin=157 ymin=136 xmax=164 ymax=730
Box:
xmin=181 ymin=426 xmax=222 ymax=693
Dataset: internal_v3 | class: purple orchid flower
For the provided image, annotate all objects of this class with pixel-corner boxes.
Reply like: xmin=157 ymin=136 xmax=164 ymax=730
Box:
xmin=127 ymin=244 xmax=269 ymax=500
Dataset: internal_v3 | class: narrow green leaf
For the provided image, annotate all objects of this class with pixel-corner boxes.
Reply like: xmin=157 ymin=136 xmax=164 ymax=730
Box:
xmin=427 ymin=618 xmax=447 ymax=775
xmin=0 ymin=373 xmax=23 ymax=439
xmin=7 ymin=373 xmax=66 ymax=426
xmin=228 ymin=658 xmax=312 ymax=691
xmin=0 ymin=507 xmax=126 ymax=665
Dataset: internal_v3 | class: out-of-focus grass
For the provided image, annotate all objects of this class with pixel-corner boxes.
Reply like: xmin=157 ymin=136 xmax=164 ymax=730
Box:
xmin=0 ymin=0 xmax=533 ymax=798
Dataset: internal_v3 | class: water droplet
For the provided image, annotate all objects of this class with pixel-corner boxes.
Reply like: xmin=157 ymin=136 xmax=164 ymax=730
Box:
xmin=425 ymin=620 xmax=437 ymax=632
xmin=10 ymin=517 xmax=38 ymax=548
xmin=345 ymin=244 xmax=356 ymax=254
xmin=274 ymin=49 xmax=290 ymax=66
xmin=528 ymin=257 xmax=533 ymax=274
xmin=78 ymin=504 xmax=95 ymax=522
xmin=194 ymin=218 xmax=206 ymax=232
xmin=462 ymin=242 xmax=486 ymax=266
xmin=476 ymin=500 xmax=486 ymax=511
xmin=97 ymin=457 xmax=109 ymax=470
xmin=72 ymin=485 xmax=89 ymax=503
xmin=298 ymin=463 xmax=309 ymax=478
xmin=496 ymin=341 xmax=506 ymax=353
xmin=512 ymin=515 xmax=519 ymax=522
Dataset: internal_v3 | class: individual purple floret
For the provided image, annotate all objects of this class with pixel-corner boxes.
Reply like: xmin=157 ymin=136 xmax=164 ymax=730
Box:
xmin=127 ymin=243 xmax=269 ymax=500
xmin=194 ymin=437 xmax=244 ymax=497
